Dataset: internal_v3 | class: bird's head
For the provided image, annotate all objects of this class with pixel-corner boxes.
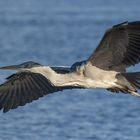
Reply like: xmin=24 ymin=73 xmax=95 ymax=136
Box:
xmin=19 ymin=61 xmax=41 ymax=69
xmin=0 ymin=61 xmax=41 ymax=70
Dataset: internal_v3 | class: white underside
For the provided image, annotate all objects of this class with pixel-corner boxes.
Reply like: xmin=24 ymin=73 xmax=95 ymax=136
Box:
xmin=29 ymin=64 xmax=119 ymax=89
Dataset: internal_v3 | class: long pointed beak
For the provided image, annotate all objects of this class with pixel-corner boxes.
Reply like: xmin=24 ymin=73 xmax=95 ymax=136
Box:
xmin=0 ymin=64 xmax=21 ymax=70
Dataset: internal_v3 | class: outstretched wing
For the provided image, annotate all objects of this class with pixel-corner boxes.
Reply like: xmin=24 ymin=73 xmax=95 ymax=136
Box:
xmin=88 ymin=21 xmax=140 ymax=71
xmin=0 ymin=71 xmax=74 ymax=113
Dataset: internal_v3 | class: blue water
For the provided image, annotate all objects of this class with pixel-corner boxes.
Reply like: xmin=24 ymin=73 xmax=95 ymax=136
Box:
xmin=1 ymin=0 xmax=140 ymax=140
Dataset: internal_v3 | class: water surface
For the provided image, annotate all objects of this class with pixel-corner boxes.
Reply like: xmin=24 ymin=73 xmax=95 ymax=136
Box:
xmin=0 ymin=0 xmax=140 ymax=140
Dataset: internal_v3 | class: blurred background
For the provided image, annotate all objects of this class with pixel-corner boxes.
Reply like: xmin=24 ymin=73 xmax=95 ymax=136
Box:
xmin=0 ymin=0 xmax=140 ymax=140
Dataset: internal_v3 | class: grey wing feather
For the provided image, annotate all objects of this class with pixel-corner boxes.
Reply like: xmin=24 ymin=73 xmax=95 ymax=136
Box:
xmin=0 ymin=72 xmax=72 ymax=113
xmin=51 ymin=66 xmax=70 ymax=74
xmin=88 ymin=21 xmax=140 ymax=71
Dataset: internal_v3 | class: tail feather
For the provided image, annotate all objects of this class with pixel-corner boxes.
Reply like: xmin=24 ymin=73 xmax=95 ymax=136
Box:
xmin=107 ymin=72 xmax=140 ymax=97
xmin=122 ymin=72 xmax=140 ymax=89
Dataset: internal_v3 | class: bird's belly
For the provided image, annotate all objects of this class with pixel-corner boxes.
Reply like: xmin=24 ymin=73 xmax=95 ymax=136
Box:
xmin=86 ymin=79 xmax=118 ymax=89
xmin=84 ymin=65 xmax=119 ymax=89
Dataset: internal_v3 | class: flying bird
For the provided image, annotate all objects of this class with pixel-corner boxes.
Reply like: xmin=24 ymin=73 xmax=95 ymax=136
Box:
xmin=1 ymin=21 xmax=140 ymax=113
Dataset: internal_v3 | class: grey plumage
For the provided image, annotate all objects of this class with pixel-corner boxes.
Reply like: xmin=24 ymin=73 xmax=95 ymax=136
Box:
xmin=88 ymin=21 xmax=140 ymax=71
xmin=0 ymin=71 xmax=79 ymax=112
xmin=1 ymin=21 xmax=140 ymax=113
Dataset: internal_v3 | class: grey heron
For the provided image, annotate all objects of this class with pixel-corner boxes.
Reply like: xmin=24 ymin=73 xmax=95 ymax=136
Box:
xmin=1 ymin=21 xmax=140 ymax=113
